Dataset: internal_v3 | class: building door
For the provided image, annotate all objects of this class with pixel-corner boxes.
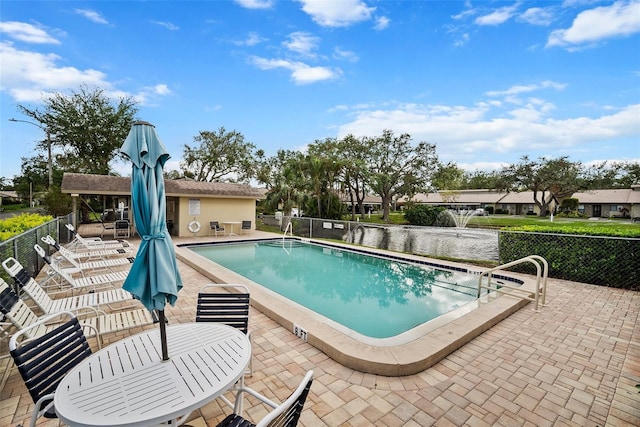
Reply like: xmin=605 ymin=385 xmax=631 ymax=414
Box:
xmin=593 ymin=205 xmax=602 ymax=217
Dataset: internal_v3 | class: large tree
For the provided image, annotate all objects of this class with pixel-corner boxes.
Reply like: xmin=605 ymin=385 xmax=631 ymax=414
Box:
xmin=181 ymin=127 xmax=260 ymax=183
xmin=14 ymin=155 xmax=62 ymax=205
xmin=585 ymin=161 xmax=640 ymax=189
xmin=431 ymin=162 xmax=465 ymax=191
xmin=461 ymin=169 xmax=504 ymax=190
xmin=501 ymin=156 xmax=587 ymax=216
xmin=366 ymin=130 xmax=438 ymax=221
xmin=16 ymin=85 xmax=138 ymax=176
xmin=337 ymin=134 xmax=373 ymax=220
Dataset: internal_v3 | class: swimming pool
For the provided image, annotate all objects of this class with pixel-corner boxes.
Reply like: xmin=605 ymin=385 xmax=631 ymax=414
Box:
xmin=176 ymin=236 xmax=534 ymax=375
xmin=187 ymin=239 xmax=487 ymax=339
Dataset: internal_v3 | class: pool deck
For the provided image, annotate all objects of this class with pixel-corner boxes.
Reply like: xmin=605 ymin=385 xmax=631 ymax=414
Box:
xmin=2 ymin=230 xmax=639 ymax=426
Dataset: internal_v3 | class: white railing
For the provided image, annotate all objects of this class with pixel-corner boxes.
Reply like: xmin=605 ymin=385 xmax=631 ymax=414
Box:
xmin=282 ymin=221 xmax=293 ymax=241
xmin=282 ymin=222 xmax=293 ymax=254
xmin=477 ymin=255 xmax=548 ymax=311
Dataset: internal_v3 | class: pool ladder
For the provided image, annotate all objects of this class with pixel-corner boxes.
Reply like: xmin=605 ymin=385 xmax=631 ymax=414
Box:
xmin=477 ymin=255 xmax=549 ymax=311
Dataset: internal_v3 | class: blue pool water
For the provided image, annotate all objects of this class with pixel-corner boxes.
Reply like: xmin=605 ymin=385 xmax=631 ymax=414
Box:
xmin=186 ymin=239 xmax=485 ymax=339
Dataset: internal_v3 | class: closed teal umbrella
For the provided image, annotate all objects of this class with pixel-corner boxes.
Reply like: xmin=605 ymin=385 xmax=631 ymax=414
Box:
xmin=120 ymin=121 xmax=182 ymax=360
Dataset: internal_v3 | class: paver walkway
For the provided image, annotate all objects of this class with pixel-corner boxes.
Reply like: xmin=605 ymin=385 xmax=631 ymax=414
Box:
xmin=1 ymin=232 xmax=638 ymax=426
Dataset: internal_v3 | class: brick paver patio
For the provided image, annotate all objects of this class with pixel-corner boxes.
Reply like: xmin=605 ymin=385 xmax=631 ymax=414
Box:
xmin=1 ymin=232 xmax=638 ymax=426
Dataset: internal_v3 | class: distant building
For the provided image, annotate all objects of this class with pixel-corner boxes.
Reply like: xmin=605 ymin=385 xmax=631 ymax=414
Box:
xmin=397 ymin=185 xmax=640 ymax=218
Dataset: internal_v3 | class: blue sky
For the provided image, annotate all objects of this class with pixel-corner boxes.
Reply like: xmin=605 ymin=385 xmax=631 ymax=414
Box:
xmin=1 ymin=0 xmax=639 ymax=182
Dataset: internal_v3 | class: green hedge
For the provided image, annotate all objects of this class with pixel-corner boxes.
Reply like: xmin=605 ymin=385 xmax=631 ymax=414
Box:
xmin=499 ymin=230 xmax=639 ymax=290
xmin=0 ymin=213 xmax=54 ymax=241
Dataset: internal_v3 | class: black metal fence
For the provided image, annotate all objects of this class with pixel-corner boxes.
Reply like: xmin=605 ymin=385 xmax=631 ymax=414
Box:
xmin=499 ymin=230 xmax=639 ymax=289
xmin=0 ymin=215 xmax=73 ymax=285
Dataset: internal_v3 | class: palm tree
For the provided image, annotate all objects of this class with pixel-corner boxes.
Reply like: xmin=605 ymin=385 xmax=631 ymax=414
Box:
xmin=264 ymin=155 xmax=306 ymax=231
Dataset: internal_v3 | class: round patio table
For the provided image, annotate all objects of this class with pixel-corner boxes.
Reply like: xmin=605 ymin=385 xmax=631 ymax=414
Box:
xmin=54 ymin=323 xmax=251 ymax=427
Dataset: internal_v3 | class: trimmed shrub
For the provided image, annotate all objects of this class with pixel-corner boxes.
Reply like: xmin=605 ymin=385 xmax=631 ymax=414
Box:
xmin=404 ymin=205 xmax=447 ymax=226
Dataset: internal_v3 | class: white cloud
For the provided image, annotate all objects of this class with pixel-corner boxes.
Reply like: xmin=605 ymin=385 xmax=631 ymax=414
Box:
xmin=475 ymin=4 xmax=519 ymax=26
xmin=518 ymin=7 xmax=555 ymax=26
xmin=232 ymin=32 xmax=265 ymax=46
xmin=283 ymin=32 xmax=320 ymax=57
xmin=485 ymin=81 xmax=567 ymax=98
xmin=374 ymin=16 xmax=390 ymax=30
xmin=151 ymin=21 xmax=180 ymax=31
xmin=234 ymin=0 xmax=274 ymax=10
xmin=0 ymin=42 xmax=171 ymax=106
xmin=334 ymin=96 xmax=639 ymax=163
xmin=333 ymin=47 xmax=359 ymax=62
xmin=153 ymin=84 xmax=171 ymax=95
xmin=297 ymin=0 xmax=375 ymax=27
xmin=250 ymin=56 xmax=341 ymax=84
xmin=74 ymin=9 xmax=109 ymax=25
xmin=547 ymin=0 xmax=640 ymax=48
xmin=0 ymin=41 xmax=109 ymax=102
xmin=0 ymin=21 xmax=60 ymax=44
xmin=452 ymin=32 xmax=470 ymax=47
xmin=131 ymin=84 xmax=172 ymax=105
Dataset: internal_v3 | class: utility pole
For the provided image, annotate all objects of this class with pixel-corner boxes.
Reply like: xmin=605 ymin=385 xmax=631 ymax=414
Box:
xmin=9 ymin=118 xmax=53 ymax=189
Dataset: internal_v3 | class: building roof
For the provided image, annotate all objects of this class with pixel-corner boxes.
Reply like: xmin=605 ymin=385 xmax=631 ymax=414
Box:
xmin=498 ymin=191 xmax=548 ymax=204
xmin=572 ymin=188 xmax=640 ymax=204
xmin=404 ymin=189 xmax=507 ymax=205
xmin=0 ymin=190 xmax=19 ymax=198
xmin=61 ymin=173 xmax=265 ymax=199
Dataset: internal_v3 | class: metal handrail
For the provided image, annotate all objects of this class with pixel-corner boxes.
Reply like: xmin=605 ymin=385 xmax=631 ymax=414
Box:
xmin=282 ymin=221 xmax=293 ymax=254
xmin=477 ymin=255 xmax=549 ymax=311
xmin=282 ymin=221 xmax=293 ymax=241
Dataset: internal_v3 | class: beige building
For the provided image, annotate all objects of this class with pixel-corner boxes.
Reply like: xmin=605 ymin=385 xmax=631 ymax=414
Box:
xmin=399 ymin=185 xmax=640 ymax=218
xmin=61 ymin=173 xmax=265 ymax=237
xmin=572 ymin=185 xmax=640 ymax=219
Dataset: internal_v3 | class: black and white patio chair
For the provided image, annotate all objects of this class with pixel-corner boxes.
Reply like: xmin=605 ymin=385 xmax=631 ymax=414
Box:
xmin=241 ymin=220 xmax=252 ymax=234
xmin=9 ymin=310 xmax=94 ymax=427
xmin=197 ymin=283 xmax=253 ymax=409
xmin=196 ymin=284 xmax=250 ymax=335
xmin=216 ymin=370 xmax=314 ymax=427
xmin=209 ymin=221 xmax=226 ymax=236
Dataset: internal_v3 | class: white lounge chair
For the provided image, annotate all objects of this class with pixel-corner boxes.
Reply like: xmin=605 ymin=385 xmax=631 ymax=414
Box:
xmin=35 ymin=243 xmax=134 ymax=273
xmin=32 ymin=246 xmax=130 ymax=292
xmin=42 ymin=235 xmax=133 ymax=260
xmin=2 ymin=257 xmax=136 ymax=312
xmin=0 ymin=278 xmax=154 ymax=346
xmin=65 ymin=224 xmax=133 ymax=250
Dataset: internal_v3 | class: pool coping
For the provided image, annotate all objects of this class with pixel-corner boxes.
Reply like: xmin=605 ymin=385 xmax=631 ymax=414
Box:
xmin=175 ymin=238 xmax=538 ymax=376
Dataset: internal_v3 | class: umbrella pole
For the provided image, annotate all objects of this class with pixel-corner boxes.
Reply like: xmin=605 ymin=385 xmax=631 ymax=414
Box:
xmin=159 ymin=310 xmax=169 ymax=361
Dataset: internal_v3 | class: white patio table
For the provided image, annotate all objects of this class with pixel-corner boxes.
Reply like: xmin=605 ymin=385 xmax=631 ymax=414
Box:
xmin=54 ymin=322 xmax=251 ymax=427
xmin=222 ymin=221 xmax=242 ymax=236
